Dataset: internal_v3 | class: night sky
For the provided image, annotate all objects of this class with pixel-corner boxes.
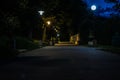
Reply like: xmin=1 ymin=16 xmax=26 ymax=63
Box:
xmin=83 ymin=0 xmax=120 ymax=17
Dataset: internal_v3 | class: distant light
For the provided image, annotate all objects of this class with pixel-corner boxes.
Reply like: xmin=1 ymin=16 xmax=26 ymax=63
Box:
xmin=57 ymin=34 xmax=60 ymax=37
xmin=47 ymin=21 xmax=51 ymax=25
xmin=91 ymin=5 xmax=97 ymax=11
xmin=38 ymin=11 xmax=44 ymax=15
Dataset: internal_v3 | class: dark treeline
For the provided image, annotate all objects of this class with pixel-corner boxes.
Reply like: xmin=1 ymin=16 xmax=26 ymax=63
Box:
xmin=0 ymin=0 xmax=120 ymax=45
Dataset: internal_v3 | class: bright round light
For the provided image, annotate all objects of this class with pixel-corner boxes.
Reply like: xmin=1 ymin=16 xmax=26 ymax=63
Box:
xmin=91 ymin=5 xmax=97 ymax=11
xmin=47 ymin=21 xmax=51 ymax=25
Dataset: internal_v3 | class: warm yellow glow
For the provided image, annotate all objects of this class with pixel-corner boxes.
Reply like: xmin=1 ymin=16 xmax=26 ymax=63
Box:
xmin=70 ymin=34 xmax=80 ymax=45
xmin=75 ymin=41 xmax=78 ymax=45
xmin=47 ymin=21 xmax=51 ymax=25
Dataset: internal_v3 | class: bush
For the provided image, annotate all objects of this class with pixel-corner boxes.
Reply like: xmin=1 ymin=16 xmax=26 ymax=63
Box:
xmin=16 ymin=37 xmax=39 ymax=50
xmin=0 ymin=47 xmax=18 ymax=58
xmin=0 ymin=36 xmax=19 ymax=58
xmin=0 ymin=36 xmax=9 ymax=48
xmin=112 ymin=34 xmax=120 ymax=47
xmin=0 ymin=36 xmax=39 ymax=58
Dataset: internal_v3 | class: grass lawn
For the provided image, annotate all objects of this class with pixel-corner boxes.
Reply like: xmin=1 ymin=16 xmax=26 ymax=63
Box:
xmin=96 ymin=45 xmax=120 ymax=54
xmin=0 ymin=36 xmax=41 ymax=57
xmin=100 ymin=47 xmax=120 ymax=54
xmin=83 ymin=44 xmax=120 ymax=54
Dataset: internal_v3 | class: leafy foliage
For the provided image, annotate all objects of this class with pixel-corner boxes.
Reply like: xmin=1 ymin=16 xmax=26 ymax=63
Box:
xmin=16 ymin=37 xmax=39 ymax=50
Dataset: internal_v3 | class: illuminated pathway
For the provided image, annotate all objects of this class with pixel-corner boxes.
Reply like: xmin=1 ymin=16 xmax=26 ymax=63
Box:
xmin=0 ymin=46 xmax=120 ymax=80
xmin=55 ymin=41 xmax=76 ymax=46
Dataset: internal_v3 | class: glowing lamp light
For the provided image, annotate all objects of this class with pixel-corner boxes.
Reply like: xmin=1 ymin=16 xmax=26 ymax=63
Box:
xmin=91 ymin=5 xmax=97 ymax=11
xmin=47 ymin=21 xmax=51 ymax=25
xmin=38 ymin=11 xmax=44 ymax=15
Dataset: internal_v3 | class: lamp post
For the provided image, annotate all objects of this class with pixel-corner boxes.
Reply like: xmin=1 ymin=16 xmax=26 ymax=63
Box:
xmin=38 ymin=11 xmax=44 ymax=16
xmin=38 ymin=10 xmax=47 ymax=42
xmin=46 ymin=21 xmax=51 ymax=26
xmin=91 ymin=5 xmax=97 ymax=11
xmin=45 ymin=20 xmax=51 ymax=40
xmin=79 ymin=5 xmax=97 ymax=44
xmin=89 ymin=5 xmax=97 ymax=36
xmin=88 ymin=5 xmax=97 ymax=46
xmin=90 ymin=5 xmax=97 ymax=34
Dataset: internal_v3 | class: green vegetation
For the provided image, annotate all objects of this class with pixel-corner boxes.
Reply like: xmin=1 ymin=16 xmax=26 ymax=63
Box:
xmin=87 ymin=44 xmax=120 ymax=54
xmin=0 ymin=36 xmax=40 ymax=58
xmin=84 ymin=44 xmax=120 ymax=54
xmin=0 ymin=36 xmax=18 ymax=58
xmin=0 ymin=0 xmax=120 ymax=55
xmin=16 ymin=37 xmax=40 ymax=50
xmin=97 ymin=45 xmax=120 ymax=54
xmin=101 ymin=47 xmax=120 ymax=54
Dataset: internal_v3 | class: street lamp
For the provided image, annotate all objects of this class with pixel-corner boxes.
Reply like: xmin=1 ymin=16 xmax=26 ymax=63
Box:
xmin=38 ymin=11 xmax=44 ymax=16
xmin=38 ymin=10 xmax=47 ymax=42
xmin=42 ymin=20 xmax=52 ymax=42
xmin=91 ymin=5 xmax=97 ymax=11
xmin=47 ymin=21 xmax=51 ymax=25
xmin=88 ymin=5 xmax=97 ymax=46
xmin=79 ymin=5 xmax=97 ymax=45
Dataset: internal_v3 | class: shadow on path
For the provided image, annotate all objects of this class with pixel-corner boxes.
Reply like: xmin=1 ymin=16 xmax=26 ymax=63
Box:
xmin=0 ymin=56 xmax=72 ymax=80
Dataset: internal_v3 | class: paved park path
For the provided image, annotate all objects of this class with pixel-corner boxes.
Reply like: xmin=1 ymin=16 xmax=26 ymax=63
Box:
xmin=0 ymin=45 xmax=120 ymax=80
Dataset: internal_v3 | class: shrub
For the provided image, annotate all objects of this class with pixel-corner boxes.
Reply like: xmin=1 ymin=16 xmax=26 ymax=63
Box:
xmin=0 ymin=36 xmax=19 ymax=58
xmin=112 ymin=34 xmax=120 ymax=47
xmin=16 ymin=37 xmax=39 ymax=50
